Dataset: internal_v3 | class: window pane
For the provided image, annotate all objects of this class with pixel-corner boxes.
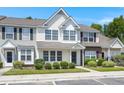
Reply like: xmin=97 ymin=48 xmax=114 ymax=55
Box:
xmin=6 ymin=27 xmax=14 ymax=39
xmin=6 ymin=34 xmax=13 ymax=39
xmin=57 ymin=51 xmax=62 ymax=61
xmin=52 ymin=30 xmax=58 ymax=40
xmin=43 ymin=51 xmax=49 ymax=61
xmin=22 ymin=28 xmax=30 ymax=40
xmin=27 ymin=50 xmax=31 ymax=55
xmin=21 ymin=50 xmax=25 ymax=55
xmin=63 ymin=30 xmax=69 ymax=40
xmin=45 ymin=30 xmax=51 ymax=40
xmin=21 ymin=55 xmax=25 ymax=61
xmin=83 ymin=32 xmax=89 ymax=42
xmin=70 ymin=31 xmax=76 ymax=40
xmin=50 ymin=51 xmax=55 ymax=61
xmin=27 ymin=55 xmax=31 ymax=61
xmin=89 ymin=33 xmax=94 ymax=42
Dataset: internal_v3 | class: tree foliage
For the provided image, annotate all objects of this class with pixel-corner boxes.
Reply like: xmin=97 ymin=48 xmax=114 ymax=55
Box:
xmin=91 ymin=23 xmax=102 ymax=32
xmin=106 ymin=15 xmax=124 ymax=43
xmin=26 ymin=16 xmax=33 ymax=19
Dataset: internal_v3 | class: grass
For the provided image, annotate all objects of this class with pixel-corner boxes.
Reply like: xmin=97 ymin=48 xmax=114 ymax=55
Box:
xmin=89 ymin=66 xmax=124 ymax=72
xmin=3 ymin=68 xmax=89 ymax=75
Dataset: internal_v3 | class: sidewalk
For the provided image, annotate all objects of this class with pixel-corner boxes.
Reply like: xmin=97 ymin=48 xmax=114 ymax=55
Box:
xmin=1 ymin=68 xmax=124 ymax=84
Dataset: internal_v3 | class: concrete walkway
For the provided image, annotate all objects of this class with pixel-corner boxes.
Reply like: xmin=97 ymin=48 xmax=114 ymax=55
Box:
xmin=1 ymin=67 xmax=124 ymax=84
xmin=0 ymin=67 xmax=11 ymax=76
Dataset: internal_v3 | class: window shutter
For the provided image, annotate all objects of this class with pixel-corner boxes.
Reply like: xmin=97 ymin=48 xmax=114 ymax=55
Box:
xmin=14 ymin=28 xmax=17 ymax=40
xmin=80 ymin=32 xmax=83 ymax=42
xmin=19 ymin=28 xmax=22 ymax=40
xmin=30 ymin=28 xmax=33 ymax=40
xmin=94 ymin=33 xmax=96 ymax=42
xmin=2 ymin=26 xmax=5 ymax=39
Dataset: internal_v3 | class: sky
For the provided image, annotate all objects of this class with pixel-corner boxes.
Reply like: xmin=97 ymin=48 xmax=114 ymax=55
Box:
xmin=0 ymin=7 xmax=124 ymax=26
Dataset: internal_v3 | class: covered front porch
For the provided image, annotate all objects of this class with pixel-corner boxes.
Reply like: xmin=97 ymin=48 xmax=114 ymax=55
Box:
xmin=0 ymin=40 xmax=35 ymax=67
xmin=37 ymin=42 xmax=85 ymax=66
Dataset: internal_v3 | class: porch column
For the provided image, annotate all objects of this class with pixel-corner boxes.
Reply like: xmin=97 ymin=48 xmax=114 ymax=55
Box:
xmin=107 ymin=48 xmax=111 ymax=61
xmin=69 ymin=49 xmax=71 ymax=62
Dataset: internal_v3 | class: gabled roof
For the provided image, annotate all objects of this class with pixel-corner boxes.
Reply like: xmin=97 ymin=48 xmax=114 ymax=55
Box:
xmin=43 ymin=8 xmax=69 ymax=26
xmin=59 ymin=16 xmax=80 ymax=29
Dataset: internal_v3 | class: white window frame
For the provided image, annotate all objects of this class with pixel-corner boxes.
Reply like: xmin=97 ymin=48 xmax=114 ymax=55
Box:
xmin=83 ymin=32 xmax=95 ymax=42
xmin=20 ymin=49 xmax=32 ymax=62
xmin=45 ymin=29 xmax=58 ymax=40
xmin=85 ymin=51 xmax=96 ymax=59
xmin=22 ymin=28 xmax=30 ymax=40
xmin=63 ymin=30 xmax=76 ymax=41
xmin=43 ymin=50 xmax=62 ymax=62
xmin=5 ymin=27 xmax=14 ymax=39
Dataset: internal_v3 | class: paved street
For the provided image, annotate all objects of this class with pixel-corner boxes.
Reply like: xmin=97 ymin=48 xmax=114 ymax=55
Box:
xmin=1 ymin=77 xmax=124 ymax=85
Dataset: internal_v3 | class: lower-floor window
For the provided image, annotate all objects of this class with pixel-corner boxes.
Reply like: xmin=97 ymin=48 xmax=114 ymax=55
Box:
xmin=20 ymin=49 xmax=32 ymax=61
xmin=43 ymin=50 xmax=62 ymax=61
xmin=85 ymin=51 xmax=96 ymax=59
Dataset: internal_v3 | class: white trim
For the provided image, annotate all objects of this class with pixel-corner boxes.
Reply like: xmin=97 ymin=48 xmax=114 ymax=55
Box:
xmin=110 ymin=38 xmax=124 ymax=48
xmin=22 ymin=28 xmax=30 ymax=40
xmin=72 ymin=43 xmax=85 ymax=49
xmin=5 ymin=26 xmax=14 ymax=40
xmin=43 ymin=8 xmax=69 ymax=26
xmin=5 ymin=50 xmax=14 ymax=66
xmin=0 ymin=40 xmax=16 ymax=48
xmin=59 ymin=17 xmax=80 ymax=29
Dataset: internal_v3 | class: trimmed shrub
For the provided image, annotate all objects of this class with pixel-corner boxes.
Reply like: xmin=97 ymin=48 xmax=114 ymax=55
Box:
xmin=44 ymin=63 xmax=52 ymax=69
xmin=85 ymin=59 xmax=96 ymax=65
xmin=0 ymin=61 xmax=3 ymax=68
xmin=68 ymin=63 xmax=75 ymax=69
xmin=53 ymin=62 xmax=60 ymax=69
xmin=60 ymin=61 xmax=69 ymax=69
xmin=102 ymin=61 xmax=115 ymax=67
xmin=13 ymin=61 xmax=24 ymax=69
xmin=97 ymin=58 xmax=106 ymax=66
xmin=87 ymin=61 xmax=97 ymax=67
xmin=34 ymin=59 xmax=45 ymax=70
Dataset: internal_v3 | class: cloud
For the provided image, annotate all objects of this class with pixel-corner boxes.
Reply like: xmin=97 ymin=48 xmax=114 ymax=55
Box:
xmin=97 ymin=17 xmax=113 ymax=25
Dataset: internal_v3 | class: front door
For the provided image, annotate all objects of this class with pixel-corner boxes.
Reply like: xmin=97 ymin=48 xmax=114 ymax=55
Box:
xmin=7 ymin=52 xmax=13 ymax=63
xmin=71 ymin=51 xmax=77 ymax=64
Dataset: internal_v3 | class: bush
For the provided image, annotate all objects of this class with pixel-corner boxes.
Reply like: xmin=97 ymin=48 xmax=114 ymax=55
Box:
xmin=13 ymin=61 xmax=24 ymax=69
xmin=102 ymin=61 xmax=115 ymax=67
xmin=34 ymin=59 xmax=45 ymax=70
xmin=85 ymin=59 xmax=96 ymax=65
xmin=0 ymin=62 xmax=3 ymax=68
xmin=68 ymin=63 xmax=75 ymax=69
xmin=53 ymin=62 xmax=60 ymax=69
xmin=60 ymin=61 xmax=69 ymax=69
xmin=87 ymin=61 xmax=97 ymax=67
xmin=44 ymin=63 xmax=52 ymax=69
xmin=97 ymin=58 xmax=106 ymax=66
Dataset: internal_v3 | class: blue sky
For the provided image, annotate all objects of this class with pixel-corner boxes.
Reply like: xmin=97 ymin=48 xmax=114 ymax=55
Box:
xmin=0 ymin=7 xmax=124 ymax=26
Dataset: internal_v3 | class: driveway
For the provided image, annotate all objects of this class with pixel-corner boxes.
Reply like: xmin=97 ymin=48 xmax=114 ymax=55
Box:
xmin=1 ymin=77 xmax=124 ymax=85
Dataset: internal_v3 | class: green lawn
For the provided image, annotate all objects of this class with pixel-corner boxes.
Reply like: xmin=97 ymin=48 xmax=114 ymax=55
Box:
xmin=89 ymin=67 xmax=124 ymax=72
xmin=4 ymin=68 xmax=89 ymax=75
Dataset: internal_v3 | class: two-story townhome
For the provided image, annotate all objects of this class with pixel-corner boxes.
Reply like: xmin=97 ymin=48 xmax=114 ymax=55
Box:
xmin=0 ymin=8 xmax=123 ymax=67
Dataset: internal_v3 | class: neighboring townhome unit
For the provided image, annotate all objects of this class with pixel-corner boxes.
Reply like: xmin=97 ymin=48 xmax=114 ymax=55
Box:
xmin=0 ymin=8 xmax=123 ymax=67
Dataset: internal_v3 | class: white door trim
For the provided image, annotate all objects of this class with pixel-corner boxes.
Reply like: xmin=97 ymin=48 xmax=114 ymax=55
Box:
xmin=5 ymin=50 xmax=14 ymax=66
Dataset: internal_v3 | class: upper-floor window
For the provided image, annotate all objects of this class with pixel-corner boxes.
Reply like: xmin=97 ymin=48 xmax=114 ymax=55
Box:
xmin=63 ymin=30 xmax=76 ymax=41
xmin=5 ymin=27 xmax=14 ymax=39
xmin=83 ymin=32 xmax=96 ymax=42
xmin=22 ymin=28 xmax=30 ymax=40
xmin=45 ymin=30 xmax=58 ymax=40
